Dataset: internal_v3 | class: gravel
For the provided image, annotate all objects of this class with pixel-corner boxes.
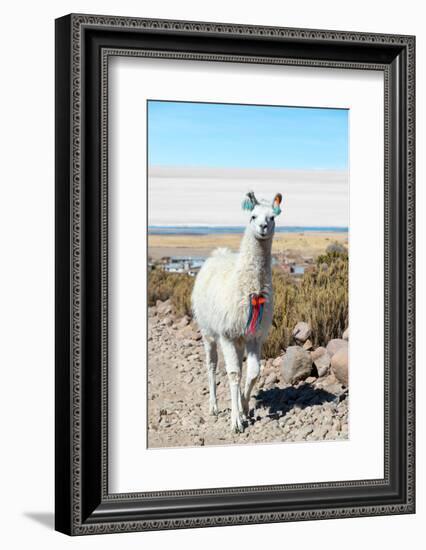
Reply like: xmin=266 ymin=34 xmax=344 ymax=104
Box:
xmin=147 ymin=306 xmax=349 ymax=448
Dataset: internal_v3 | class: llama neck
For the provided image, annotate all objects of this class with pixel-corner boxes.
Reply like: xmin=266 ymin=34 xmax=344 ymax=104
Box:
xmin=236 ymin=227 xmax=272 ymax=296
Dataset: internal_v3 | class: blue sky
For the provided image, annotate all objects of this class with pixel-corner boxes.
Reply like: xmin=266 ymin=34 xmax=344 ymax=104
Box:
xmin=148 ymin=100 xmax=348 ymax=171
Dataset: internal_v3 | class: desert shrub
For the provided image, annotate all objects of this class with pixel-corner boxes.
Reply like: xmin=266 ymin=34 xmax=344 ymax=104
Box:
xmin=148 ymin=268 xmax=194 ymax=317
xmin=262 ymin=270 xmax=298 ymax=358
xmin=324 ymin=241 xmax=348 ymax=256
xmin=317 ymin=247 xmax=348 ymax=266
xmin=148 ymin=252 xmax=348 ymax=358
xmin=263 ymin=252 xmax=348 ymax=357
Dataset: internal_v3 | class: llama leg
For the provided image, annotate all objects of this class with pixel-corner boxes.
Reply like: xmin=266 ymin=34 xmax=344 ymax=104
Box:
xmin=235 ymin=339 xmax=246 ymax=421
xmin=203 ymin=336 xmax=218 ymax=415
xmin=242 ymin=339 xmax=261 ymax=416
xmin=220 ymin=336 xmax=245 ymax=433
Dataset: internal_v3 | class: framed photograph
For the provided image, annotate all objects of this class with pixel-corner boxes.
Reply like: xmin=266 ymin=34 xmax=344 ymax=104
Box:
xmin=55 ymin=14 xmax=415 ymax=535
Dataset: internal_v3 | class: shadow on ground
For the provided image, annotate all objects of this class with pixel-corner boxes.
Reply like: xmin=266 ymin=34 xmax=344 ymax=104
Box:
xmin=253 ymin=382 xmax=344 ymax=422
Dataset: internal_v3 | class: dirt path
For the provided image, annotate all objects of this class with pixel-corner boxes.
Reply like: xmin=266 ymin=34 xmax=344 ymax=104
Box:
xmin=147 ymin=302 xmax=349 ymax=448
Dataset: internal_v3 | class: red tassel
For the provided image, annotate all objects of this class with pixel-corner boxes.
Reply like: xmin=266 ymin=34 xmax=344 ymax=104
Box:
xmin=246 ymin=294 xmax=266 ymax=335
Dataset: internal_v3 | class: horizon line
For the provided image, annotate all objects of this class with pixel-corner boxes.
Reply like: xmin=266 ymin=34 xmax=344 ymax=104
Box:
xmin=149 ymin=165 xmax=349 ymax=178
xmin=148 ymin=224 xmax=349 ymax=230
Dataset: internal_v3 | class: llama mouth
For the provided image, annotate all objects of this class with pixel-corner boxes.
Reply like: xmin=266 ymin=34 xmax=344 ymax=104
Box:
xmin=256 ymin=233 xmax=272 ymax=240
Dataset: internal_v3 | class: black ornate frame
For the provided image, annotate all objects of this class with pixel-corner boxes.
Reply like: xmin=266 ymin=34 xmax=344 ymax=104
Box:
xmin=55 ymin=13 xmax=415 ymax=535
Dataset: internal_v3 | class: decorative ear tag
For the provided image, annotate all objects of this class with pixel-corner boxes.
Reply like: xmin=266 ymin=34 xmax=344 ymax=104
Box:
xmin=242 ymin=191 xmax=259 ymax=211
xmin=273 ymin=193 xmax=283 ymax=215
xmin=242 ymin=197 xmax=255 ymax=211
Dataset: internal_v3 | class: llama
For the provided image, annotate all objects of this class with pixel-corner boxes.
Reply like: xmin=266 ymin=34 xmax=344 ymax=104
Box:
xmin=191 ymin=191 xmax=282 ymax=433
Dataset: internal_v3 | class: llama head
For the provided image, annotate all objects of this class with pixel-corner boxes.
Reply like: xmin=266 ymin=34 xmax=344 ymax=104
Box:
xmin=242 ymin=191 xmax=283 ymax=240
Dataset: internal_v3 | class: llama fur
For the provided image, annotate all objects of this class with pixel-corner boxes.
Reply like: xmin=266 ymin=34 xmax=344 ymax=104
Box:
xmin=191 ymin=191 xmax=282 ymax=433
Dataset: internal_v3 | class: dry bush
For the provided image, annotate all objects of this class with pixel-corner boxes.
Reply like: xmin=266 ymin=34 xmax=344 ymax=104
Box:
xmin=263 ymin=251 xmax=348 ymax=357
xmin=148 ymin=251 xmax=348 ymax=358
xmin=148 ymin=268 xmax=194 ymax=317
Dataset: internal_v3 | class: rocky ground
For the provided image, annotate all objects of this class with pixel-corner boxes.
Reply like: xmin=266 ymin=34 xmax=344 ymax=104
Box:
xmin=147 ymin=300 xmax=349 ymax=448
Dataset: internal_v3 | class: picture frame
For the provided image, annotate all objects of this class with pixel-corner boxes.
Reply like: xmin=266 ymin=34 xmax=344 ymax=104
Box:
xmin=55 ymin=13 xmax=415 ymax=535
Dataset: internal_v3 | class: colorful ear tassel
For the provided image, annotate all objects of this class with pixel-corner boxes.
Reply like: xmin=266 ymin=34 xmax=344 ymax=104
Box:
xmin=242 ymin=197 xmax=255 ymax=211
xmin=273 ymin=193 xmax=283 ymax=215
xmin=242 ymin=191 xmax=259 ymax=211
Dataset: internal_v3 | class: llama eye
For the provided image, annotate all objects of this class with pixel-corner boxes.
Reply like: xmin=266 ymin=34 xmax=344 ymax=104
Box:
xmin=270 ymin=216 xmax=275 ymax=221
xmin=251 ymin=215 xmax=256 ymax=221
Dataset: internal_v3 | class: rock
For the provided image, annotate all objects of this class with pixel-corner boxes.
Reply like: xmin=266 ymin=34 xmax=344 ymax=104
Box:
xmin=292 ymin=321 xmax=312 ymax=344
xmin=162 ymin=315 xmax=174 ymax=327
xmin=303 ymin=339 xmax=313 ymax=350
xmin=332 ymin=418 xmax=341 ymax=431
xmin=305 ymin=376 xmax=317 ymax=384
xmin=182 ymin=339 xmax=195 ymax=347
xmin=326 ymin=338 xmax=348 ymax=358
xmin=312 ymin=425 xmax=329 ymax=439
xmin=295 ymin=424 xmax=314 ymax=440
xmin=325 ymin=384 xmax=343 ymax=397
xmin=264 ymin=372 xmax=278 ymax=386
xmin=178 ymin=325 xmax=202 ymax=341
xmin=148 ymin=306 xmax=157 ymax=318
xmin=318 ymin=372 xmax=338 ymax=387
xmin=192 ymin=415 xmax=205 ymax=425
xmin=190 ymin=323 xmax=203 ymax=340
xmin=331 ymin=347 xmax=349 ymax=386
xmin=281 ymin=346 xmax=313 ymax=384
xmin=311 ymin=347 xmax=331 ymax=377
xmin=342 ymin=327 xmax=349 ymax=341
xmin=156 ymin=299 xmax=173 ymax=316
xmin=272 ymin=355 xmax=283 ymax=368
xmin=176 ymin=315 xmax=190 ymax=329
xmin=311 ymin=346 xmax=326 ymax=361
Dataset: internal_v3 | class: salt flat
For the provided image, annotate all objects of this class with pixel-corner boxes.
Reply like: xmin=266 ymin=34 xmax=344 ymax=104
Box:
xmin=148 ymin=166 xmax=349 ymax=228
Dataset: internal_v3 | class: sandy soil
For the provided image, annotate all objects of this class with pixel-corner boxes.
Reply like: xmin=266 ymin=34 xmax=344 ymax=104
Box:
xmin=148 ymin=231 xmax=348 ymax=261
xmin=147 ymin=302 xmax=349 ymax=449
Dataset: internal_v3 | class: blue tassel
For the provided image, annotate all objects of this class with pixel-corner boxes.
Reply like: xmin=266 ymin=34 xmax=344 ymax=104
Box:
xmin=242 ymin=198 xmax=254 ymax=211
xmin=245 ymin=297 xmax=253 ymax=331
xmin=257 ymin=302 xmax=264 ymax=329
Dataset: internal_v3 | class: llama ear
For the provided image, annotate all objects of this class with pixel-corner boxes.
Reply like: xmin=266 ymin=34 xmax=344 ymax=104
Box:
xmin=242 ymin=191 xmax=259 ymax=212
xmin=272 ymin=193 xmax=282 ymax=215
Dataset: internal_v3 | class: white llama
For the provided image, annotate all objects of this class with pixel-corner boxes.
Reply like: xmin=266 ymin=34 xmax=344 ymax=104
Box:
xmin=191 ymin=191 xmax=282 ymax=433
